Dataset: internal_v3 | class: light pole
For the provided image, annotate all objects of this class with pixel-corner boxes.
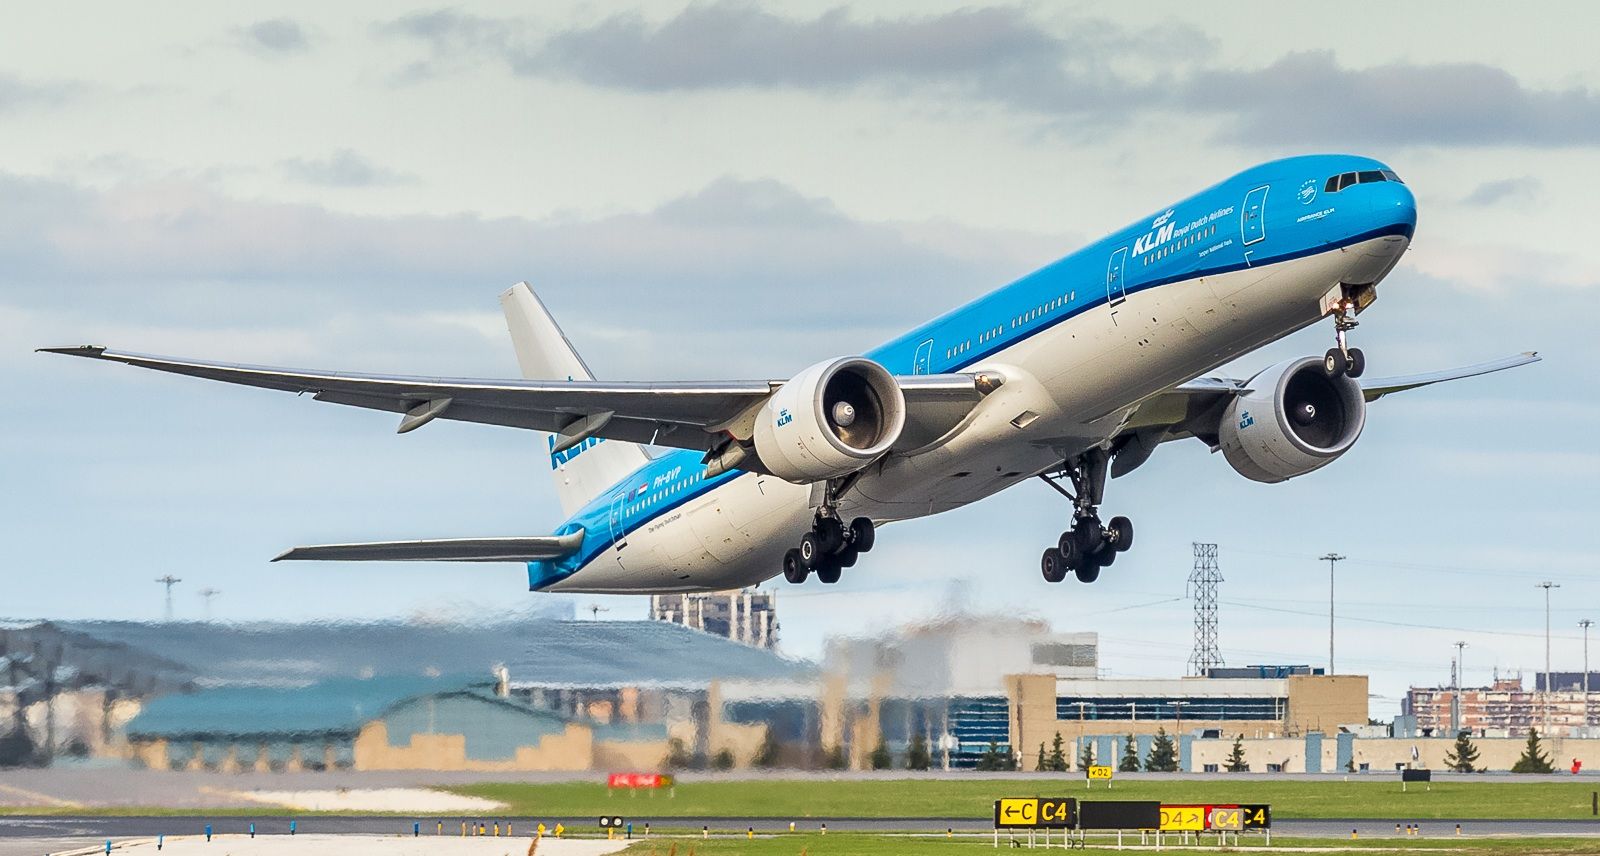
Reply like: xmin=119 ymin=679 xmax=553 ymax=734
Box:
xmin=1539 ymin=582 xmax=1560 ymax=738
xmin=155 ymin=575 xmax=181 ymax=622
xmin=1320 ymin=554 xmax=1345 ymax=674
xmin=1453 ymin=641 xmax=1468 ymax=735
xmin=1582 ymin=619 xmax=1594 ymax=734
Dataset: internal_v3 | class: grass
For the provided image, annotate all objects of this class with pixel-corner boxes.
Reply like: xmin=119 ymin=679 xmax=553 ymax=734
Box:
xmin=614 ymin=832 xmax=1600 ymax=855
xmin=449 ymin=779 xmax=1600 ymax=821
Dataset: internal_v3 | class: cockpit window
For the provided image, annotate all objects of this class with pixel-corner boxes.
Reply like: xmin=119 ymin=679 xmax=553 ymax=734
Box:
xmin=1324 ymin=169 xmax=1402 ymax=193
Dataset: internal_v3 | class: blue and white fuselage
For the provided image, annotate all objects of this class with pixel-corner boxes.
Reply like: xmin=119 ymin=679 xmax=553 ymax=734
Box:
xmin=534 ymin=154 xmax=1417 ymax=592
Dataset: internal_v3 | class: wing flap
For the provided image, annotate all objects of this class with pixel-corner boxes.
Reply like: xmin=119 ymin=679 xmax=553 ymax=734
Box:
xmin=273 ymin=531 xmax=585 ymax=563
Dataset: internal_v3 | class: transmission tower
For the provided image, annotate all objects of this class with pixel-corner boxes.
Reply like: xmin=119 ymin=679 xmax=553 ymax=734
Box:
xmin=1187 ymin=543 xmax=1224 ymax=676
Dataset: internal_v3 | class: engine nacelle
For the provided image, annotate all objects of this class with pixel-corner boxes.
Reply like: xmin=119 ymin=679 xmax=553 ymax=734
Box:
xmin=752 ymin=357 xmax=906 ymax=483
xmin=1219 ymin=356 xmax=1366 ymax=484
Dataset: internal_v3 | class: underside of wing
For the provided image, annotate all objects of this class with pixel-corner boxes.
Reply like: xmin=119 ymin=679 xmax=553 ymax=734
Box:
xmin=272 ymin=531 xmax=584 ymax=563
xmin=39 ymin=346 xmax=1000 ymax=461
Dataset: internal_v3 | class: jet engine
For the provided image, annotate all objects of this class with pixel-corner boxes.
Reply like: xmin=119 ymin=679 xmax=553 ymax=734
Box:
xmin=752 ymin=357 xmax=906 ymax=483
xmin=1218 ymin=356 xmax=1366 ymax=484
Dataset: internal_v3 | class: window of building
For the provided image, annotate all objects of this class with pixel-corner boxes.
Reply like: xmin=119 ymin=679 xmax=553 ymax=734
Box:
xmin=1203 ymin=763 xmax=1220 ymax=773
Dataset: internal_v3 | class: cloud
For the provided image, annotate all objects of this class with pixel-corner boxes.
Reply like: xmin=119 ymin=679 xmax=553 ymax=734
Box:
xmin=280 ymin=149 xmax=415 ymax=187
xmin=238 ymin=18 xmax=311 ymax=56
xmin=377 ymin=6 xmax=1600 ymax=147
xmin=0 ymin=72 xmax=83 ymax=113
xmin=1462 ymin=176 xmax=1541 ymax=206
xmin=1188 ymin=52 xmax=1600 ymax=147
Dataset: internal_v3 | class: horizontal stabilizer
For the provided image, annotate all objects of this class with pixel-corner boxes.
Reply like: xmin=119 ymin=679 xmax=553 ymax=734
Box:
xmin=272 ymin=531 xmax=584 ymax=563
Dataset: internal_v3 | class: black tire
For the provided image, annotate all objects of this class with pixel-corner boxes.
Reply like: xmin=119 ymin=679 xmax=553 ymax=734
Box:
xmin=1347 ymin=347 xmax=1366 ymax=379
xmin=816 ymin=559 xmax=843 ymax=584
xmin=1096 ymin=545 xmax=1117 ymax=567
xmin=1107 ymin=516 xmax=1134 ymax=552
xmin=782 ymin=549 xmax=808 ymax=584
xmin=1041 ymin=548 xmax=1068 ymax=583
xmin=816 ymin=518 xmax=846 ymax=554
xmin=849 ymin=517 xmax=876 ymax=553
xmin=1324 ymin=348 xmax=1348 ymax=378
xmin=1056 ymin=531 xmax=1080 ymax=567
xmin=799 ymin=531 xmax=823 ymax=568
xmin=1075 ymin=562 xmax=1101 ymax=583
xmin=1074 ymin=517 xmax=1103 ymax=556
xmin=838 ymin=547 xmax=859 ymax=568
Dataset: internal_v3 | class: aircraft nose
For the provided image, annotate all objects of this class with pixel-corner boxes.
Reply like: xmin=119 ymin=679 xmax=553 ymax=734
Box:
xmin=1372 ymin=180 xmax=1417 ymax=238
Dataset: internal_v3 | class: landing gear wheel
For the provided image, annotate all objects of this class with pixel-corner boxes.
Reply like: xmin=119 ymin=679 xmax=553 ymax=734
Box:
xmin=1074 ymin=517 xmax=1104 ymax=556
xmin=1107 ymin=516 xmax=1134 ymax=552
xmin=1346 ymin=347 xmax=1366 ymax=379
xmin=1041 ymin=548 xmax=1068 ymax=583
xmin=816 ymin=559 xmax=843 ymax=584
xmin=1056 ymin=532 xmax=1081 ymax=567
xmin=798 ymin=531 xmax=824 ymax=569
xmin=782 ymin=549 xmax=808 ymax=584
xmin=1096 ymin=546 xmax=1117 ymax=567
xmin=838 ymin=547 xmax=859 ymax=568
xmin=849 ymin=517 xmax=876 ymax=553
xmin=815 ymin=517 xmax=846 ymax=554
xmin=1324 ymin=348 xmax=1349 ymax=378
xmin=1075 ymin=562 xmax=1101 ymax=583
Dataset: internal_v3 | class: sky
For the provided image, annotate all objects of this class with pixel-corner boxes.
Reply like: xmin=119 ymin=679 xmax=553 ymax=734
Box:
xmin=3 ymin=1 xmax=1598 ymax=717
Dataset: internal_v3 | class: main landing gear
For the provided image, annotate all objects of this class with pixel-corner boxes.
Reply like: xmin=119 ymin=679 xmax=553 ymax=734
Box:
xmin=1037 ymin=450 xmax=1133 ymax=584
xmin=1323 ymin=297 xmax=1366 ymax=379
xmin=782 ymin=514 xmax=875 ymax=585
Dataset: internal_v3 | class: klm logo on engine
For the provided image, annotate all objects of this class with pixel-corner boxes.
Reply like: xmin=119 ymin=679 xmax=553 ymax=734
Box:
xmin=1239 ymin=411 xmax=1255 ymax=429
xmin=776 ymin=408 xmax=793 ymax=427
xmin=549 ymin=435 xmax=604 ymax=469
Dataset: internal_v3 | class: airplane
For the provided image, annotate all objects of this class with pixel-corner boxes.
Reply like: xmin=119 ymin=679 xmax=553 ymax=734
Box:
xmin=43 ymin=154 xmax=1538 ymax=594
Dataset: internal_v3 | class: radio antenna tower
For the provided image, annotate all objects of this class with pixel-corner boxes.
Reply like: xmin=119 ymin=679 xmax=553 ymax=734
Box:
xmin=1187 ymin=543 xmax=1224 ymax=676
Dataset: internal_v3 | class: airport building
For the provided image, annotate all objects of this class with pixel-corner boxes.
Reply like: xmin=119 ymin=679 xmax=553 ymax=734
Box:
xmin=649 ymin=589 xmax=778 ymax=649
xmin=1403 ymin=672 xmax=1600 ymax=737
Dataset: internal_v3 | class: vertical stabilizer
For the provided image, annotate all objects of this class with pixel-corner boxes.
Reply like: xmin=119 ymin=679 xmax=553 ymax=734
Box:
xmin=501 ymin=283 xmax=651 ymax=516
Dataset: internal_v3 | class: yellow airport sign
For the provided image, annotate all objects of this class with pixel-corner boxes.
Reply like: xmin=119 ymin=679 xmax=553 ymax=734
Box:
xmin=1208 ymin=807 xmax=1243 ymax=831
xmin=1159 ymin=805 xmax=1207 ymax=831
xmin=994 ymin=797 xmax=1076 ymax=829
xmin=1087 ymin=765 xmax=1114 ymax=779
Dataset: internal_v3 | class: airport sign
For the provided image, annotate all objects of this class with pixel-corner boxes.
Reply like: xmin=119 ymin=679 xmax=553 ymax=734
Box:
xmin=1087 ymin=765 xmax=1114 ymax=780
xmin=993 ymin=797 xmax=1076 ymax=829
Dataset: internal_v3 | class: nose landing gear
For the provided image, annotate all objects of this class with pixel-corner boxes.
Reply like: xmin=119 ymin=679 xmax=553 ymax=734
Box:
xmin=1323 ymin=298 xmax=1366 ymax=379
xmin=1038 ymin=450 xmax=1134 ymax=584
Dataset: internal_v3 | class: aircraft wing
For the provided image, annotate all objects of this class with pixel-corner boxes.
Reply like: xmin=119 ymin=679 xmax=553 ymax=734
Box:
xmin=273 ymin=531 xmax=584 ymax=563
xmin=1108 ymin=351 xmax=1540 ymax=478
xmin=39 ymin=346 xmax=991 ymax=454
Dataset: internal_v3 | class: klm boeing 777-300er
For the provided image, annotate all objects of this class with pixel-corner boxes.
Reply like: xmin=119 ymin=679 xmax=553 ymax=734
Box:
xmin=45 ymin=154 xmax=1538 ymax=593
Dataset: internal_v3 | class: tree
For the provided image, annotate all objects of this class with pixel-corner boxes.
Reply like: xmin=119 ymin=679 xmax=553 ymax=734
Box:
xmin=712 ymin=748 xmax=736 ymax=770
xmin=1037 ymin=742 xmax=1048 ymax=772
xmin=869 ymin=737 xmax=892 ymax=770
xmin=1511 ymin=728 xmax=1554 ymax=773
xmin=823 ymin=744 xmax=849 ymax=770
xmin=1145 ymin=727 xmax=1179 ymax=772
xmin=752 ymin=728 xmax=781 ymax=768
xmin=662 ymin=737 xmax=694 ymax=770
xmin=1047 ymin=732 xmax=1068 ymax=772
xmin=1077 ymin=739 xmax=1095 ymax=772
xmin=1444 ymin=731 xmax=1480 ymax=773
xmin=976 ymin=740 xmax=1017 ymax=771
xmin=1118 ymin=734 xmax=1141 ymax=772
xmin=906 ymin=732 xmax=931 ymax=770
xmin=1225 ymin=735 xmax=1248 ymax=772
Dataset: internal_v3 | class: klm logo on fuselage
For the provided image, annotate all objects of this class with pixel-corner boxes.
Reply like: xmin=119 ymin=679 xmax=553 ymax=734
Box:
xmin=549 ymin=435 xmax=604 ymax=469
xmin=1132 ymin=209 xmax=1176 ymax=257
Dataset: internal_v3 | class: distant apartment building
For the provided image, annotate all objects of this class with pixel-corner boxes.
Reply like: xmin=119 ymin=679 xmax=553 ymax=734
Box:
xmin=649 ymin=589 xmax=777 ymax=649
xmin=1403 ymin=673 xmax=1600 ymax=737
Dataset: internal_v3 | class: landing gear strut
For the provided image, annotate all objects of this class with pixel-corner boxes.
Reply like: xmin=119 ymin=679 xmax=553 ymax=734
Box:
xmin=1038 ymin=450 xmax=1134 ymax=584
xmin=782 ymin=478 xmax=875 ymax=585
xmin=1323 ymin=297 xmax=1365 ymax=379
